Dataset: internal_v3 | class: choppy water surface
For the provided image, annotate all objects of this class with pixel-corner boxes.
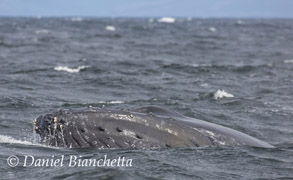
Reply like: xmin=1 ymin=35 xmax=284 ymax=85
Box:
xmin=0 ymin=17 xmax=293 ymax=179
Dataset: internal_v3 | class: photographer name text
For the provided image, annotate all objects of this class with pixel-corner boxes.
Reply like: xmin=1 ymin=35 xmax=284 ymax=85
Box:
xmin=7 ymin=155 xmax=132 ymax=167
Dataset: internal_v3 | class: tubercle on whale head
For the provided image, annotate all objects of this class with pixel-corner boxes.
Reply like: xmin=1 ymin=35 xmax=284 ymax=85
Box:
xmin=33 ymin=113 xmax=65 ymax=142
xmin=33 ymin=108 xmax=96 ymax=143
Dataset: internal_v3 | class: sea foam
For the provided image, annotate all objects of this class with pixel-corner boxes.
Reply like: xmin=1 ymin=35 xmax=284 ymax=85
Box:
xmin=213 ymin=90 xmax=234 ymax=100
xmin=98 ymin=100 xmax=124 ymax=104
xmin=209 ymin=27 xmax=217 ymax=32
xmin=105 ymin=26 xmax=116 ymax=31
xmin=158 ymin=17 xmax=176 ymax=23
xmin=54 ymin=66 xmax=88 ymax=73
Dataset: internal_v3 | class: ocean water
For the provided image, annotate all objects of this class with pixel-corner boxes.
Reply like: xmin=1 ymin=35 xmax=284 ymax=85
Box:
xmin=0 ymin=17 xmax=293 ymax=179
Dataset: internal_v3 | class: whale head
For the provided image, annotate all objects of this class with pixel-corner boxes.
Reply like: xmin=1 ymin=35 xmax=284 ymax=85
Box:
xmin=34 ymin=111 xmax=68 ymax=147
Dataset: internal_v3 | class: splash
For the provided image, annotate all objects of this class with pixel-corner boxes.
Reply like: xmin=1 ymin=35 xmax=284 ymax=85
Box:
xmin=0 ymin=135 xmax=36 ymax=146
xmin=0 ymin=134 xmax=59 ymax=149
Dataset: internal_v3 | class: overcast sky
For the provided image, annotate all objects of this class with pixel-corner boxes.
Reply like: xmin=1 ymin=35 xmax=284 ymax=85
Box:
xmin=0 ymin=0 xmax=292 ymax=18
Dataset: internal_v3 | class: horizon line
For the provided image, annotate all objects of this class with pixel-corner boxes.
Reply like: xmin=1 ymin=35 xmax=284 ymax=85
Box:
xmin=1 ymin=15 xmax=293 ymax=19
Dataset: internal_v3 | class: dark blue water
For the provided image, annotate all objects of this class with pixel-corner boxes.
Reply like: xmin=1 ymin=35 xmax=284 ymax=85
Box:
xmin=0 ymin=17 xmax=293 ymax=179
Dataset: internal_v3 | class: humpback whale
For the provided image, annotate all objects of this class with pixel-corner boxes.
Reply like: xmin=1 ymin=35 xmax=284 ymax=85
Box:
xmin=33 ymin=106 xmax=274 ymax=148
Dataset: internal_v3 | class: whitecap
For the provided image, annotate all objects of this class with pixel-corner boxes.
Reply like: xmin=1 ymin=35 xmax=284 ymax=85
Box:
xmin=213 ymin=89 xmax=234 ymax=100
xmin=53 ymin=65 xmax=88 ymax=73
xmin=284 ymin=59 xmax=293 ymax=64
xmin=191 ymin=64 xmax=199 ymax=67
xmin=105 ymin=26 xmax=116 ymax=31
xmin=209 ymin=27 xmax=217 ymax=32
xmin=191 ymin=63 xmax=211 ymax=67
xmin=158 ymin=17 xmax=176 ymax=23
xmin=98 ymin=100 xmax=125 ymax=104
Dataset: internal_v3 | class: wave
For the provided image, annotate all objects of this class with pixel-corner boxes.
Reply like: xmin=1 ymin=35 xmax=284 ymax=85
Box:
xmin=191 ymin=63 xmax=212 ymax=67
xmin=164 ymin=63 xmax=273 ymax=73
xmin=0 ymin=96 xmax=35 ymax=109
xmin=213 ymin=90 xmax=235 ymax=100
xmin=53 ymin=65 xmax=89 ymax=73
xmin=62 ymin=100 xmax=125 ymax=108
